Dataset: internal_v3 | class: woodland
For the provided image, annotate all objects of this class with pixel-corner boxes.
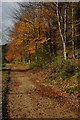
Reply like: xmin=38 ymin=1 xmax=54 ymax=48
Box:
xmin=4 ymin=2 xmax=80 ymax=63
xmin=2 ymin=2 xmax=80 ymax=93
xmin=2 ymin=2 xmax=80 ymax=118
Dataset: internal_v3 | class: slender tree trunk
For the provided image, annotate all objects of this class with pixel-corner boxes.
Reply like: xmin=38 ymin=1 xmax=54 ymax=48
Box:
xmin=63 ymin=42 xmax=67 ymax=60
xmin=56 ymin=1 xmax=67 ymax=60
xmin=72 ymin=3 xmax=75 ymax=59
xmin=64 ymin=5 xmax=67 ymax=59
xmin=25 ymin=52 xmax=27 ymax=63
xmin=53 ymin=29 xmax=57 ymax=55
xmin=49 ymin=21 xmax=52 ymax=39
xmin=45 ymin=31 xmax=48 ymax=53
xmin=23 ymin=41 xmax=25 ymax=63
xmin=38 ymin=26 xmax=40 ymax=39
xmin=33 ymin=21 xmax=38 ymax=62
xmin=21 ymin=52 xmax=23 ymax=62
xmin=35 ymin=42 xmax=38 ymax=62
xmin=21 ymin=56 xmax=22 ymax=62
xmin=29 ymin=51 xmax=31 ymax=64
xmin=20 ymin=48 xmax=23 ymax=62
xmin=64 ymin=6 xmax=67 ymax=44
xmin=48 ymin=21 xmax=53 ymax=53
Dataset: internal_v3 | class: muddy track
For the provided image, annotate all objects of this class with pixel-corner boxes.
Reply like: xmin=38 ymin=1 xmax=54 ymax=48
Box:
xmin=7 ymin=66 xmax=78 ymax=119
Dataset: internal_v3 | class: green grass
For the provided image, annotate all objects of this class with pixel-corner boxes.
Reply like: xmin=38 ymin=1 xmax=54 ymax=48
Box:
xmin=2 ymin=63 xmax=10 ymax=70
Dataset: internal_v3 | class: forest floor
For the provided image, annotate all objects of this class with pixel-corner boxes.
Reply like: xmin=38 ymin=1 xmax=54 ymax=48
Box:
xmin=6 ymin=64 xmax=79 ymax=119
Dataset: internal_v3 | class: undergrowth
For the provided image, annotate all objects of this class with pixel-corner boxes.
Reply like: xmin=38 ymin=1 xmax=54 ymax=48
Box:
xmin=29 ymin=55 xmax=79 ymax=94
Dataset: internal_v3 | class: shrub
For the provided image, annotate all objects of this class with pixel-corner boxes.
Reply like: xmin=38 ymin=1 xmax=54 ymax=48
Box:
xmin=61 ymin=61 xmax=75 ymax=80
xmin=29 ymin=62 xmax=42 ymax=70
xmin=77 ymin=72 xmax=80 ymax=85
xmin=66 ymin=87 xmax=75 ymax=94
xmin=2 ymin=63 xmax=6 ymax=68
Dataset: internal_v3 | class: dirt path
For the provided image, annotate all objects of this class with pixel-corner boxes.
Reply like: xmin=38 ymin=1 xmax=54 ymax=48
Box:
xmin=7 ymin=66 xmax=78 ymax=118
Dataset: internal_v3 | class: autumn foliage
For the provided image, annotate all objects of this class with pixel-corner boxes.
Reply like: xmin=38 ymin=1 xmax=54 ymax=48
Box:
xmin=5 ymin=2 xmax=80 ymax=63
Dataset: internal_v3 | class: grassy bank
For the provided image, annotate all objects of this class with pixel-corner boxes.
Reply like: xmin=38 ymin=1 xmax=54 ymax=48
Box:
xmin=29 ymin=57 xmax=80 ymax=95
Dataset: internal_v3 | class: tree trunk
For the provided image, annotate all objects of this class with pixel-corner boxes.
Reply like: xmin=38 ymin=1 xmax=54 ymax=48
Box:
xmin=56 ymin=1 xmax=67 ymax=60
xmin=72 ymin=3 xmax=75 ymax=59
xmin=63 ymin=42 xmax=67 ymax=60
xmin=38 ymin=26 xmax=40 ymax=39
xmin=64 ymin=5 xmax=67 ymax=59
xmin=29 ymin=51 xmax=31 ymax=64
xmin=64 ymin=6 xmax=67 ymax=44
xmin=25 ymin=52 xmax=27 ymax=63
xmin=53 ymin=29 xmax=57 ymax=55
xmin=35 ymin=42 xmax=38 ymax=62
xmin=48 ymin=21 xmax=53 ymax=53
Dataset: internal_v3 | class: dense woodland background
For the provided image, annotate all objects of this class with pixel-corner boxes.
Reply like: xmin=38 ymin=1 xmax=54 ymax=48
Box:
xmin=2 ymin=2 xmax=80 ymax=65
